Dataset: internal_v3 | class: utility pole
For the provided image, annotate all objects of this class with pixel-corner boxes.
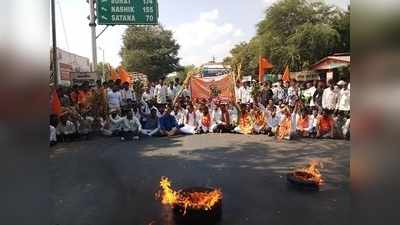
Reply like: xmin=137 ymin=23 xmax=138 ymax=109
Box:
xmin=89 ymin=0 xmax=97 ymax=74
xmin=51 ymin=0 xmax=58 ymax=86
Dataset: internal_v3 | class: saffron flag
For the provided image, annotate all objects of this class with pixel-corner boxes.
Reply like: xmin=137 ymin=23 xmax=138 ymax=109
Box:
xmin=51 ymin=89 xmax=61 ymax=116
xmin=190 ymin=74 xmax=235 ymax=102
xmin=282 ymin=65 xmax=291 ymax=82
xmin=258 ymin=57 xmax=273 ymax=82
xmin=109 ymin=65 xmax=118 ymax=81
xmin=118 ymin=66 xmax=130 ymax=83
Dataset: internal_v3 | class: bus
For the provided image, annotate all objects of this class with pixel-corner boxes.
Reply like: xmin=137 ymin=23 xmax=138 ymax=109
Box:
xmin=200 ymin=61 xmax=230 ymax=78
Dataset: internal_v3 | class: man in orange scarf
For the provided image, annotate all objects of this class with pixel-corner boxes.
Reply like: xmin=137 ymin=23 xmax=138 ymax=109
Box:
xmin=252 ymin=106 xmax=267 ymax=134
xmin=198 ymin=105 xmax=211 ymax=133
xmin=316 ymin=109 xmax=334 ymax=138
xmin=234 ymin=104 xmax=253 ymax=134
xmin=276 ymin=107 xmax=292 ymax=140
xmin=296 ymin=109 xmax=311 ymax=137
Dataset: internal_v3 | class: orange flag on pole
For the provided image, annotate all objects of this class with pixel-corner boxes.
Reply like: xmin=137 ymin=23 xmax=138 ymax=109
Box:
xmin=51 ymin=88 xmax=61 ymax=116
xmin=259 ymin=57 xmax=273 ymax=83
xmin=282 ymin=65 xmax=291 ymax=82
xmin=118 ymin=66 xmax=130 ymax=83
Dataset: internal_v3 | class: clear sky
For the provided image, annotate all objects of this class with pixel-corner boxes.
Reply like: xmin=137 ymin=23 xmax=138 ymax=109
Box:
xmin=55 ymin=0 xmax=350 ymax=67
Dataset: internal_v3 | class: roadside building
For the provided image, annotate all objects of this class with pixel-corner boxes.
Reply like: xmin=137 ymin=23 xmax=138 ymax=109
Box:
xmin=50 ymin=48 xmax=91 ymax=86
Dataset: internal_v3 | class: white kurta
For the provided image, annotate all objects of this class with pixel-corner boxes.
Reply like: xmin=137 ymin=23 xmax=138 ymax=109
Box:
xmin=322 ymin=88 xmax=338 ymax=110
xmin=336 ymin=88 xmax=350 ymax=111
xmin=154 ymin=84 xmax=168 ymax=104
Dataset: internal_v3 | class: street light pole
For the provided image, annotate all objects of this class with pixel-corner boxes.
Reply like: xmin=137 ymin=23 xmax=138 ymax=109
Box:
xmin=51 ymin=0 xmax=58 ymax=86
xmin=89 ymin=0 xmax=97 ymax=75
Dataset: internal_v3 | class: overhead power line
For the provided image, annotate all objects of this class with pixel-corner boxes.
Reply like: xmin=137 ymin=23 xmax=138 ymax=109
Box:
xmin=57 ymin=0 xmax=70 ymax=51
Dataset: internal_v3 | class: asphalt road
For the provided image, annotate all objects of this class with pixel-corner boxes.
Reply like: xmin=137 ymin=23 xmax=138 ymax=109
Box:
xmin=51 ymin=134 xmax=350 ymax=225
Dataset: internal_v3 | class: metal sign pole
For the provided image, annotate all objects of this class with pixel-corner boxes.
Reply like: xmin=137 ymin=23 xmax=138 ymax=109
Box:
xmin=89 ymin=0 xmax=98 ymax=75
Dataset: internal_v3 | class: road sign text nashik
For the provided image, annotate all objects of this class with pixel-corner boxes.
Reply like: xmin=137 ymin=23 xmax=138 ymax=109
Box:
xmin=97 ymin=0 xmax=158 ymax=25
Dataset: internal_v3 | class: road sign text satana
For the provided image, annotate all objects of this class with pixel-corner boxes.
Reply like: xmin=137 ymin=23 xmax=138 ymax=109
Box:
xmin=97 ymin=0 xmax=159 ymax=25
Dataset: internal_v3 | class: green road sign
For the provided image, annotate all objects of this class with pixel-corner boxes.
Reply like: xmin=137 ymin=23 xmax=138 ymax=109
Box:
xmin=97 ymin=0 xmax=159 ymax=25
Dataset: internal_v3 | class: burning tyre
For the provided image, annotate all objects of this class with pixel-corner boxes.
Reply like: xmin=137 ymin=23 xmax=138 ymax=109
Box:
xmin=157 ymin=177 xmax=223 ymax=225
xmin=173 ymin=187 xmax=222 ymax=225
xmin=287 ymin=161 xmax=323 ymax=190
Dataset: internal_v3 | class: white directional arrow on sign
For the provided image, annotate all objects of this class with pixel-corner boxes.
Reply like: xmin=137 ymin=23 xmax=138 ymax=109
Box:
xmin=101 ymin=7 xmax=108 ymax=12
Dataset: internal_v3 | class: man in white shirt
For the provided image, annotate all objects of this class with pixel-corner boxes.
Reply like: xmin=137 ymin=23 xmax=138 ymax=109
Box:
xmin=142 ymin=87 xmax=153 ymax=102
xmin=171 ymin=105 xmax=185 ymax=126
xmin=167 ymin=82 xmax=176 ymax=101
xmin=322 ymin=79 xmax=339 ymax=112
xmin=228 ymin=104 xmax=239 ymax=126
xmin=275 ymin=81 xmax=286 ymax=103
xmin=174 ymin=78 xmax=182 ymax=95
xmin=287 ymin=81 xmax=300 ymax=106
xmin=239 ymin=82 xmax=253 ymax=104
xmin=154 ymin=78 xmax=168 ymax=105
xmin=238 ymin=82 xmax=247 ymax=104
xmin=235 ymin=82 xmax=241 ymax=104
xmin=120 ymin=82 xmax=134 ymax=109
xmin=245 ymin=82 xmax=254 ymax=103
xmin=107 ymin=85 xmax=122 ymax=112
xmin=336 ymin=80 xmax=350 ymax=115
xmin=149 ymin=83 xmax=155 ymax=98
xmin=180 ymin=104 xmax=198 ymax=134
xmin=181 ymin=85 xmax=191 ymax=98
xmin=102 ymin=109 xmax=124 ymax=136
xmin=266 ymin=107 xmax=281 ymax=136
xmin=120 ymin=111 xmax=142 ymax=141
xmin=210 ymin=105 xmax=222 ymax=132
xmin=304 ymin=81 xmax=317 ymax=106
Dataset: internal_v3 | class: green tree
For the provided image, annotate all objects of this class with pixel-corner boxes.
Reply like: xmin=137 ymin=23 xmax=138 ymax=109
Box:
xmin=254 ymin=0 xmax=349 ymax=73
xmin=227 ymin=38 xmax=260 ymax=80
xmin=331 ymin=6 xmax=350 ymax=53
xmin=120 ymin=25 xmax=181 ymax=81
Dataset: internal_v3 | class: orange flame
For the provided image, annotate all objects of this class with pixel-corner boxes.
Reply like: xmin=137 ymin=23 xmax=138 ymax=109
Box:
xmin=159 ymin=177 xmax=178 ymax=205
xmin=157 ymin=177 xmax=222 ymax=215
xmin=294 ymin=161 xmax=323 ymax=185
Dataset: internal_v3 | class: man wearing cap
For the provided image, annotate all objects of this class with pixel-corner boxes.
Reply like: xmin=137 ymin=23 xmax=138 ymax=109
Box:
xmin=336 ymin=80 xmax=350 ymax=116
